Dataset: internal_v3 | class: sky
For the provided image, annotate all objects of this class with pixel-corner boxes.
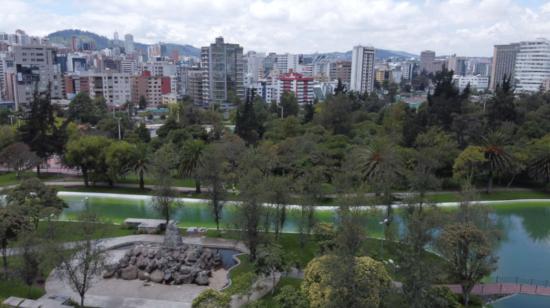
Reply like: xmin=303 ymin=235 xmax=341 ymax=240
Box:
xmin=2 ymin=0 xmax=550 ymax=56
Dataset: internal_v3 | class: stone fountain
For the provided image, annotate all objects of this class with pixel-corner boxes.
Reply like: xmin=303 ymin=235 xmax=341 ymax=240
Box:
xmin=103 ymin=222 xmax=222 ymax=285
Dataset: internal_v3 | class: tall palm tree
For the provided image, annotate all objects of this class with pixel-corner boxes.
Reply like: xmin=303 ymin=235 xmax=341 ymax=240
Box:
xmin=527 ymin=135 xmax=550 ymax=185
xmin=179 ymin=139 xmax=206 ymax=193
xmin=481 ymin=130 xmax=513 ymax=193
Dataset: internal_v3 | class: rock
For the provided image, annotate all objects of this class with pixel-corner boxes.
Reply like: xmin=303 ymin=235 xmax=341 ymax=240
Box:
xmin=179 ymin=265 xmax=192 ymax=274
xmin=138 ymin=271 xmax=150 ymax=281
xmin=163 ymin=221 xmax=183 ymax=248
xmin=181 ymin=273 xmax=194 ymax=284
xmin=103 ymin=269 xmax=116 ymax=279
xmin=195 ymin=271 xmax=210 ymax=285
xmin=136 ymin=257 xmax=148 ymax=270
xmin=150 ymin=270 xmax=164 ymax=283
xmin=130 ymin=256 xmax=136 ymax=265
xmin=121 ymin=265 xmax=138 ymax=280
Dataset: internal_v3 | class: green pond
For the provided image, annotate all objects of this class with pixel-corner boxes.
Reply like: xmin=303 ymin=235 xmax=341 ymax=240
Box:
xmin=58 ymin=193 xmax=550 ymax=306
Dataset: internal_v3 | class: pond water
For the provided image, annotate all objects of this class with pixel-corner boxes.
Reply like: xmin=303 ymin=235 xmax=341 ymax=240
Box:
xmin=57 ymin=193 xmax=550 ymax=306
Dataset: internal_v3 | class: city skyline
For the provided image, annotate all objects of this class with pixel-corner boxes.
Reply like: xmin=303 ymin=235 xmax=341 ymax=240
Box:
xmin=2 ymin=0 xmax=550 ymax=56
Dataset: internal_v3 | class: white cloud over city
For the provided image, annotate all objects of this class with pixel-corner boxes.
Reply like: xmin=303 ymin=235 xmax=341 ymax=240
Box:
xmin=1 ymin=0 xmax=550 ymax=56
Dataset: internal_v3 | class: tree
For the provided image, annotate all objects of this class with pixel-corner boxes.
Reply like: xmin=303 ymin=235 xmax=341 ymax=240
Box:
xmin=18 ymin=230 xmax=42 ymax=290
xmin=237 ymin=168 xmax=265 ymax=260
xmin=55 ymin=209 xmax=107 ymax=308
xmin=436 ymin=196 xmax=498 ymax=307
xmin=192 ymin=289 xmax=230 ymax=308
xmin=480 ymin=130 xmax=514 ymax=193
xmin=263 ymin=176 xmax=290 ymax=238
xmin=67 ymin=92 xmax=105 ymax=125
xmin=527 ymin=134 xmax=550 ymax=185
xmin=0 ymin=207 xmax=28 ymax=275
xmin=134 ymin=122 xmax=151 ymax=143
xmin=179 ymin=139 xmax=206 ymax=193
xmin=131 ymin=143 xmax=151 ymax=190
xmin=197 ymin=143 xmax=227 ymax=231
xmin=138 ymin=95 xmax=148 ymax=110
xmin=254 ymin=243 xmax=286 ymax=295
xmin=280 ymin=91 xmax=299 ymax=118
xmin=18 ymin=87 xmax=63 ymax=175
xmin=0 ymin=125 xmax=15 ymax=150
xmin=398 ymin=203 xmax=442 ymax=308
xmin=453 ymin=146 xmax=487 ymax=183
xmin=437 ymin=222 xmax=497 ymax=307
xmin=314 ymin=94 xmax=353 ymax=135
xmin=152 ymin=179 xmax=179 ymax=226
xmin=302 ymin=255 xmax=391 ymax=308
xmin=274 ymin=285 xmax=309 ymax=308
xmin=5 ymin=177 xmax=66 ymax=229
xmin=235 ymin=96 xmax=263 ymax=145
xmin=0 ymin=142 xmax=40 ymax=178
xmin=64 ymin=135 xmax=112 ymax=186
xmin=486 ymin=76 xmax=516 ymax=128
xmin=105 ymin=141 xmax=137 ymax=185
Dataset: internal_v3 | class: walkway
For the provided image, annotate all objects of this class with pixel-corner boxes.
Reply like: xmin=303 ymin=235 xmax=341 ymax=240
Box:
xmin=445 ymin=283 xmax=550 ymax=297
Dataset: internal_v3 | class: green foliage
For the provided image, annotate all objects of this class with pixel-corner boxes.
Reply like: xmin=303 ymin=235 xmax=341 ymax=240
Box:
xmin=105 ymin=141 xmax=138 ymax=183
xmin=302 ymin=255 xmax=391 ymax=308
xmin=274 ymin=285 xmax=309 ymax=308
xmin=64 ymin=135 xmax=112 ymax=186
xmin=5 ymin=177 xmax=66 ymax=229
xmin=235 ymin=97 xmax=264 ymax=145
xmin=192 ymin=289 xmax=230 ymax=308
xmin=279 ymin=91 xmax=299 ymax=118
xmin=67 ymin=93 xmax=106 ymax=125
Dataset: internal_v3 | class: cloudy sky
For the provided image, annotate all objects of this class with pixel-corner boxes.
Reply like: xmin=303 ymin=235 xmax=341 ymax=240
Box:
xmin=2 ymin=0 xmax=550 ymax=56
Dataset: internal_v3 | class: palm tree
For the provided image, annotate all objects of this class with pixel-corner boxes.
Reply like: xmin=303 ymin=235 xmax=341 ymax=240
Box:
xmin=480 ymin=130 xmax=513 ymax=193
xmin=132 ymin=144 xmax=150 ymax=190
xmin=353 ymin=139 xmax=403 ymax=241
xmin=527 ymin=135 xmax=550 ymax=185
xmin=179 ymin=139 xmax=206 ymax=193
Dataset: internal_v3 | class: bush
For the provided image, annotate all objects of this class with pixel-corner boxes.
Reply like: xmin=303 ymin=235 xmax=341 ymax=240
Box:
xmin=274 ymin=285 xmax=308 ymax=308
xmin=192 ymin=289 xmax=230 ymax=308
xmin=428 ymin=286 xmax=461 ymax=308
xmin=302 ymin=255 xmax=391 ymax=308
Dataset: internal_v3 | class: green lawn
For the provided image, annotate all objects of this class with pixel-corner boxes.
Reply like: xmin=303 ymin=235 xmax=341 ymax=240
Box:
xmin=426 ymin=190 xmax=550 ymax=203
xmin=0 ymin=172 xmax=69 ymax=186
xmin=9 ymin=221 xmax=135 ymax=247
xmin=223 ymin=255 xmax=255 ymax=296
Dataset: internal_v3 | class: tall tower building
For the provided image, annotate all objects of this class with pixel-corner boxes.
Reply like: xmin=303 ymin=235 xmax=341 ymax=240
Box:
xmin=350 ymin=45 xmax=375 ymax=94
xmin=201 ymin=37 xmax=244 ymax=108
xmin=490 ymin=43 xmax=520 ymax=91
xmin=514 ymin=38 xmax=550 ymax=93
xmin=420 ymin=50 xmax=436 ymax=74
xmin=124 ymin=34 xmax=135 ymax=54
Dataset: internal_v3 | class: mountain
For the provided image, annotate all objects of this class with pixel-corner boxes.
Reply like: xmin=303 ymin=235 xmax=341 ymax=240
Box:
xmin=47 ymin=29 xmax=200 ymax=57
xmin=309 ymin=49 xmax=417 ymax=61
xmin=47 ymin=29 xmax=415 ymax=60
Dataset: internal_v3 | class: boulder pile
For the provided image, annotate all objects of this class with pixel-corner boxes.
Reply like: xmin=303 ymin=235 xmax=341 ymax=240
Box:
xmin=103 ymin=243 xmax=223 ymax=286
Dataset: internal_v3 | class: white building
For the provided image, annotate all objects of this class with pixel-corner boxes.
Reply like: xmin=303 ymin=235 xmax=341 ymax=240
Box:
xmin=244 ymin=51 xmax=265 ymax=87
xmin=452 ymin=75 xmax=489 ymax=92
xmin=88 ymin=72 xmax=132 ymax=106
xmin=350 ymin=45 xmax=375 ymax=94
xmin=277 ymin=71 xmax=314 ymax=105
xmin=514 ymin=38 xmax=550 ymax=93
xmin=276 ymin=53 xmax=300 ymax=74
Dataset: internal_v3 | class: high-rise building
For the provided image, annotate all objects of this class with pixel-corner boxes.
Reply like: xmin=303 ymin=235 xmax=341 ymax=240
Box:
xmin=201 ymin=37 xmax=244 ymax=107
xmin=124 ymin=34 xmax=135 ymax=54
xmin=401 ymin=61 xmax=415 ymax=80
xmin=244 ymin=51 xmax=265 ymax=87
xmin=147 ymin=43 xmax=166 ymax=60
xmin=329 ymin=61 xmax=352 ymax=85
xmin=88 ymin=72 xmax=132 ymax=106
xmin=276 ymin=53 xmax=299 ymax=74
xmin=350 ymin=45 xmax=375 ymax=94
xmin=420 ymin=50 xmax=436 ymax=74
xmin=277 ymin=71 xmax=314 ymax=105
xmin=514 ymin=39 xmax=550 ymax=93
xmin=8 ymin=45 xmax=64 ymax=109
xmin=447 ymin=55 xmax=467 ymax=76
xmin=187 ymin=69 xmax=203 ymax=105
xmin=490 ymin=43 xmax=520 ymax=91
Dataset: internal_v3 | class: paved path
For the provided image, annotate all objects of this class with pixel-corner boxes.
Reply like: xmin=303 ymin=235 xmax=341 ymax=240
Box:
xmin=446 ymin=283 xmax=550 ymax=297
xmin=5 ymin=234 xmax=249 ymax=256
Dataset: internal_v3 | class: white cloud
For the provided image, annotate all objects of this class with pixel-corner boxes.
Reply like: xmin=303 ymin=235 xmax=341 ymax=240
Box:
xmin=1 ymin=0 xmax=550 ymax=56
